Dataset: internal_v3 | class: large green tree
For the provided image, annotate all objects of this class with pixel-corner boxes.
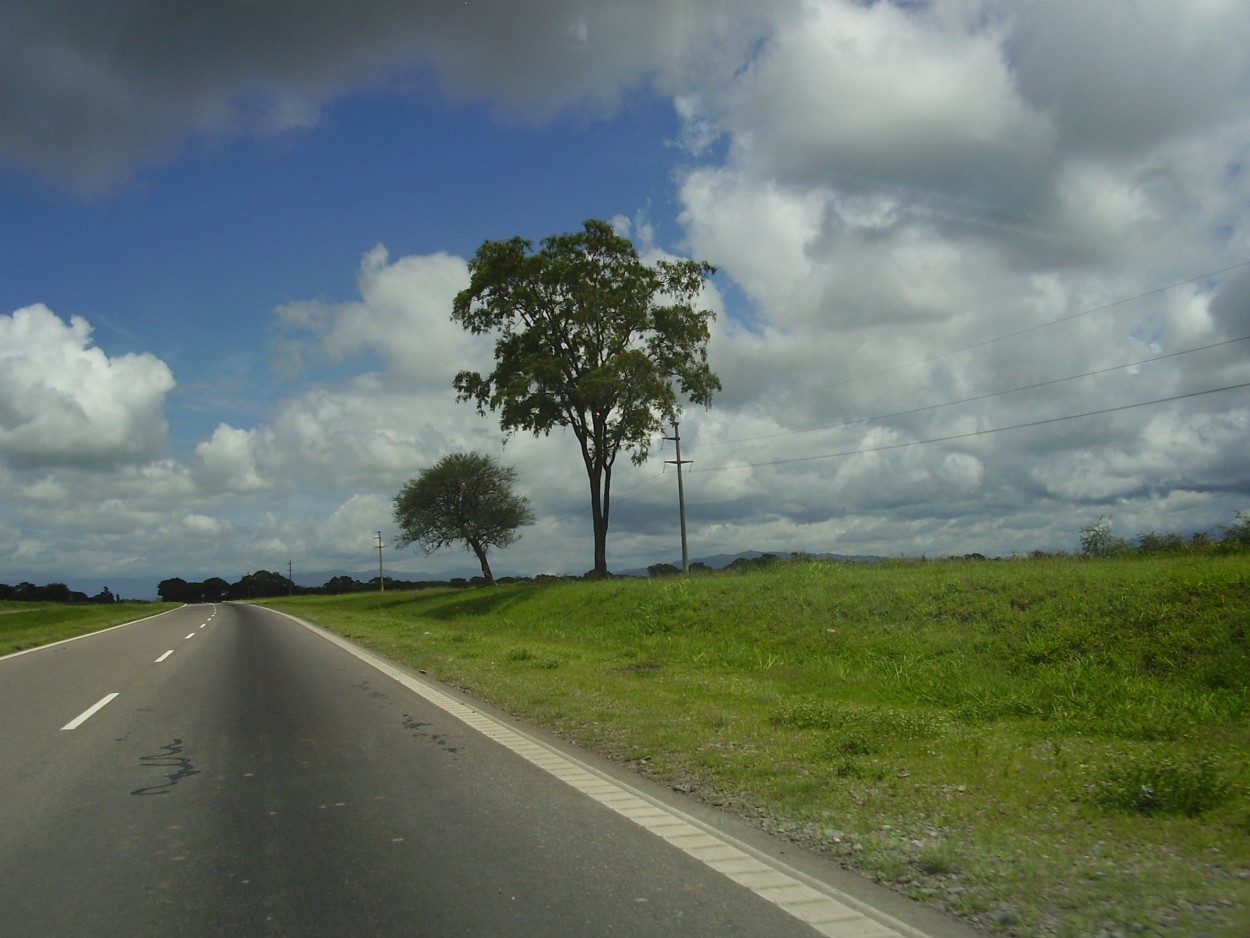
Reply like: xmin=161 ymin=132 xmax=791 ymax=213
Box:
xmin=393 ymin=452 xmax=534 ymax=585
xmin=452 ymin=219 xmax=720 ymax=578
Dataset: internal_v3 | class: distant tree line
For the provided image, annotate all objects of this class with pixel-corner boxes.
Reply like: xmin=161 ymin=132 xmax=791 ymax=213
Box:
xmin=0 ymin=582 xmax=117 ymax=603
xmin=1078 ymin=512 xmax=1250 ymax=558
xmin=648 ymin=553 xmax=787 ymax=577
xmin=158 ymin=571 xmax=291 ymax=602
xmin=16 ymin=511 xmax=1248 ymax=608
xmin=155 ymin=569 xmax=539 ymax=602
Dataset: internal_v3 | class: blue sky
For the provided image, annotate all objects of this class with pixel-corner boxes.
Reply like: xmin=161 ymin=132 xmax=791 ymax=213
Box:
xmin=3 ymin=86 xmax=688 ymax=449
xmin=2 ymin=1 xmax=1249 ymax=597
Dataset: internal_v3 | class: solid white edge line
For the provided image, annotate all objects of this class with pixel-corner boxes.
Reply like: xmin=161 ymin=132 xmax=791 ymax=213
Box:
xmin=155 ymin=650 xmax=174 ymax=663
xmin=61 ymin=692 xmax=119 ymax=731
xmin=269 ymin=607 xmax=936 ymax=938
xmin=0 ymin=604 xmax=195 ymax=663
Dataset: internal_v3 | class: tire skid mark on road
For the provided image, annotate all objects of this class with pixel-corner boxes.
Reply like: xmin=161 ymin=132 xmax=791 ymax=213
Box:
xmin=131 ymin=738 xmax=201 ymax=796
xmin=280 ymin=611 xmax=932 ymax=938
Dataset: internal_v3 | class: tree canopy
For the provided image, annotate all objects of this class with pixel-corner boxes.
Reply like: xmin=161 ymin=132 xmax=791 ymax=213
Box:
xmin=451 ymin=219 xmax=720 ymax=577
xmin=392 ymin=452 xmax=533 ymax=585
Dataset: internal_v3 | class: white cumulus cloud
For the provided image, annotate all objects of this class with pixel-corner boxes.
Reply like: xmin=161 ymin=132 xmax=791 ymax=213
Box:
xmin=0 ymin=304 xmax=175 ymax=469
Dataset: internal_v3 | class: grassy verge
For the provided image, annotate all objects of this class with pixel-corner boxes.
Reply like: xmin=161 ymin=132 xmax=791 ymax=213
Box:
xmin=259 ymin=554 xmax=1250 ymax=937
xmin=0 ymin=601 xmax=178 ymax=656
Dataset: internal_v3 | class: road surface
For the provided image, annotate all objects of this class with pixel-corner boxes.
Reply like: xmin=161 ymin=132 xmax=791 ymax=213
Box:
xmin=0 ymin=602 xmax=977 ymax=937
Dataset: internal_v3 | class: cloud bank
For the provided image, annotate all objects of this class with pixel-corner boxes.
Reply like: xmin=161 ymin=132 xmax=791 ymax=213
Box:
xmin=0 ymin=0 xmax=765 ymax=191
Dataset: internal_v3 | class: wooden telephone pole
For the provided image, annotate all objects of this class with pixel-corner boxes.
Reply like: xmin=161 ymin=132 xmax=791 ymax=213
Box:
xmin=664 ymin=423 xmax=692 ymax=573
xmin=376 ymin=531 xmax=385 ymax=592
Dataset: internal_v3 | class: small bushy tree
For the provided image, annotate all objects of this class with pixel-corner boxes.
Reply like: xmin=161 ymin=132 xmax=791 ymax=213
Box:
xmin=1135 ymin=531 xmax=1185 ymax=554
xmin=1079 ymin=516 xmax=1129 ymax=558
xmin=393 ymin=452 xmax=534 ymax=585
xmin=1219 ymin=511 xmax=1250 ymax=551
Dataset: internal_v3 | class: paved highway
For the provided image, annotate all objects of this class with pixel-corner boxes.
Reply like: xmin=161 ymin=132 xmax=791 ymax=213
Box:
xmin=0 ymin=603 xmax=976 ymax=937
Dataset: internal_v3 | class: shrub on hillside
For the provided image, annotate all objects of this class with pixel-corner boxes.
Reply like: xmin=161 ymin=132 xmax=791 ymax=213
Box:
xmin=1090 ymin=755 xmax=1233 ymax=817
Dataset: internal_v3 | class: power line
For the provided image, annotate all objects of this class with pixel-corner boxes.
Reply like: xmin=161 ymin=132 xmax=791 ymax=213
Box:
xmin=781 ymin=258 xmax=1250 ymax=399
xmin=700 ymin=381 xmax=1250 ymax=472
xmin=702 ymin=334 xmax=1250 ymax=448
xmin=521 ymin=465 xmax=670 ymax=531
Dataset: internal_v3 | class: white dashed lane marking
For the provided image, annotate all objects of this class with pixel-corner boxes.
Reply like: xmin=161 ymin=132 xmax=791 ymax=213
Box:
xmin=61 ymin=693 xmax=119 ymax=731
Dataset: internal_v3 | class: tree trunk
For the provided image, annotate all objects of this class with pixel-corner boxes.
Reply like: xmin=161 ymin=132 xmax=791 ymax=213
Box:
xmin=591 ymin=512 xmax=609 ymax=578
xmin=469 ymin=540 xmax=495 ymax=585
xmin=585 ymin=462 xmax=611 ymax=579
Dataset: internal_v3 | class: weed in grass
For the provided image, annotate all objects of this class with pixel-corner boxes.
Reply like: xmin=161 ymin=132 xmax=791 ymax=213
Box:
xmin=754 ymin=649 xmax=785 ymax=670
xmin=772 ymin=701 xmax=840 ymax=730
xmin=876 ymin=854 xmax=913 ymax=884
xmin=837 ymin=734 xmax=879 ymax=757
xmin=834 ymin=759 xmax=865 ymax=778
xmin=772 ymin=703 xmax=948 ymax=743
xmin=915 ymin=840 xmax=960 ymax=876
xmin=953 ymin=694 xmax=1040 ymax=723
xmin=504 ymin=647 xmax=562 ymax=669
xmin=1090 ymin=754 xmax=1233 ymax=817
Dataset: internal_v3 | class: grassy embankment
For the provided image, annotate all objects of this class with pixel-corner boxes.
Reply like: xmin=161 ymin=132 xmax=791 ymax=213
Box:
xmin=259 ymin=554 xmax=1250 ymax=936
xmin=0 ymin=601 xmax=178 ymax=656
xmin=271 ymin=554 xmax=1240 ymax=935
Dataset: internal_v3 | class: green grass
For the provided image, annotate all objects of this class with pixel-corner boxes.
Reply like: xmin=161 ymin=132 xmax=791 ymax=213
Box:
xmin=256 ymin=554 xmax=1242 ymax=934
xmin=0 ymin=601 xmax=179 ymax=655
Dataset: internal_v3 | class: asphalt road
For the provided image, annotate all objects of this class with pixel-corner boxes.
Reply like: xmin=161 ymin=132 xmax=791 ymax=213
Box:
xmin=0 ymin=603 xmax=977 ymax=937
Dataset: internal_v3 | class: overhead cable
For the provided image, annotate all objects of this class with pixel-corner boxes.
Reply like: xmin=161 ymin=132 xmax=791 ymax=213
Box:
xmin=703 ymin=334 xmax=1250 ymax=448
xmin=789 ymin=258 xmax=1250 ymax=398
xmin=701 ymin=381 xmax=1250 ymax=472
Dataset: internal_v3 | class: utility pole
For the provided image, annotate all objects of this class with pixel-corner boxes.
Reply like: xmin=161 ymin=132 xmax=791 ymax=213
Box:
xmin=376 ymin=531 xmax=385 ymax=592
xmin=287 ymin=560 xmax=293 ymax=595
xmin=664 ymin=423 xmax=692 ymax=573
